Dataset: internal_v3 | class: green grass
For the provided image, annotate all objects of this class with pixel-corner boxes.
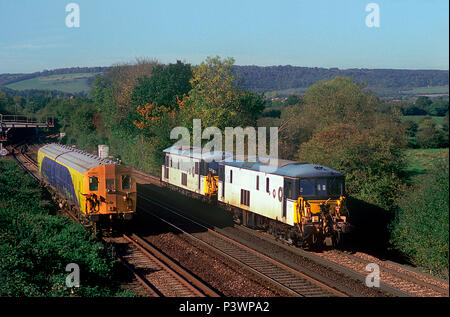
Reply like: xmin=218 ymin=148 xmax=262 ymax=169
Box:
xmin=404 ymin=148 xmax=449 ymax=183
xmin=402 ymin=115 xmax=445 ymax=126
xmin=5 ymin=72 xmax=100 ymax=93
xmin=265 ymin=87 xmax=308 ymax=98
xmin=400 ymin=85 xmax=449 ymax=95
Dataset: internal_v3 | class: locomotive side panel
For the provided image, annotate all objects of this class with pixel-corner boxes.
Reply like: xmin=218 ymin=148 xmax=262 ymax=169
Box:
xmin=38 ymin=150 xmax=86 ymax=213
xmin=221 ymin=165 xmax=288 ymax=224
xmin=163 ymin=153 xmax=202 ymax=195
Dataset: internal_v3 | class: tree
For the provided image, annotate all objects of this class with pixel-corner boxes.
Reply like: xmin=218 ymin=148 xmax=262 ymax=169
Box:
xmin=278 ymin=76 xmax=402 ymax=160
xmin=415 ymin=96 xmax=432 ymax=111
xmin=90 ymin=59 xmax=161 ymax=171
xmin=415 ymin=117 xmax=446 ymax=148
xmin=429 ymin=97 xmax=449 ymax=116
xmin=131 ymin=60 xmax=192 ymax=110
xmin=300 ymin=76 xmax=381 ymax=130
xmin=285 ymin=95 xmax=301 ymax=106
xmin=402 ymin=119 xmax=419 ymax=148
xmin=177 ymin=56 xmax=265 ymax=130
xmin=403 ymin=104 xmax=427 ymax=116
xmin=297 ymin=122 xmax=405 ymax=211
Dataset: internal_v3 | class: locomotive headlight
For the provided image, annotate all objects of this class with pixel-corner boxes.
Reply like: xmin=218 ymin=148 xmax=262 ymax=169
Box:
xmin=312 ymin=216 xmax=319 ymax=223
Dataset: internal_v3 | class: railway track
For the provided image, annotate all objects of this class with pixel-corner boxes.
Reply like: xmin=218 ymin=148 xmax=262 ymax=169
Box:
xmin=313 ymin=250 xmax=449 ymax=297
xmin=229 ymin=223 xmax=449 ymax=297
xmin=9 ymin=149 xmax=220 ymax=298
xmin=133 ymin=169 xmax=449 ymax=297
xmin=9 ymin=145 xmax=40 ymax=180
xmin=138 ymin=194 xmax=350 ymax=297
xmin=112 ymin=234 xmax=220 ymax=297
xmin=11 ymin=148 xmax=448 ymax=297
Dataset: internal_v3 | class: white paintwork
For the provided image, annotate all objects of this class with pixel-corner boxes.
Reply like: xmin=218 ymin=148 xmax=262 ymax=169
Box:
xmin=162 ymin=152 xmax=203 ymax=194
xmin=98 ymin=144 xmax=110 ymax=159
xmin=219 ymin=164 xmax=295 ymax=226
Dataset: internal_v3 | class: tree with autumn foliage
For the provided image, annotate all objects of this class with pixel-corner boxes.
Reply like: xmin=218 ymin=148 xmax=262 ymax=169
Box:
xmin=90 ymin=59 xmax=160 ymax=170
xmin=177 ymin=56 xmax=265 ymax=131
xmin=132 ymin=56 xmax=265 ymax=161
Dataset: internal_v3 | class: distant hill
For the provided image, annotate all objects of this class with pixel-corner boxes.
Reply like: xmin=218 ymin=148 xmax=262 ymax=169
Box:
xmin=5 ymin=72 xmax=100 ymax=94
xmin=0 ymin=67 xmax=110 ymax=94
xmin=233 ymin=65 xmax=449 ymax=91
xmin=232 ymin=65 xmax=449 ymax=98
xmin=1 ymin=65 xmax=448 ymax=98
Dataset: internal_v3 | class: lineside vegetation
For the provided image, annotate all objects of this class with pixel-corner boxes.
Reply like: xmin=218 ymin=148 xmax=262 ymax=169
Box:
xmin=0 ymin=159 xmax=134 ymax=296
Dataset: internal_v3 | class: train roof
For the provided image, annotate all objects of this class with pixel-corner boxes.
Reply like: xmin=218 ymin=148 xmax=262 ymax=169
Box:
xmin=163 ymin=146 xmax=233 ymax=162
xmin=220 ymin=159 xmax=344 ymax=179
xmin=39 ymin=143 xmax=116 ymax=174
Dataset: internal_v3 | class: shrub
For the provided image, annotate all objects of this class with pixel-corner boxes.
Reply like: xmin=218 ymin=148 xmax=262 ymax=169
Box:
xmin=390 ymin=155 xmax=449 ymax=274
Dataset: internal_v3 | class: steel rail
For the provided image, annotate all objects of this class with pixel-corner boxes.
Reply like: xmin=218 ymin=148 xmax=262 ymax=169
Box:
xmin=138 ymin=194 xmax=349 ymax=297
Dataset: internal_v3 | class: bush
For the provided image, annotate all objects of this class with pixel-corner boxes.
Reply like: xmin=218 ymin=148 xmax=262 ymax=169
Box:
xmin=390 ymin=155 xmax=449 ymax=274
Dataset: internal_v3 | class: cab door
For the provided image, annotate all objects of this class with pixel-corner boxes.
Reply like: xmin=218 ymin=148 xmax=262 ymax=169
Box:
xmin=283 ymin=178 xmax=294 ymax=219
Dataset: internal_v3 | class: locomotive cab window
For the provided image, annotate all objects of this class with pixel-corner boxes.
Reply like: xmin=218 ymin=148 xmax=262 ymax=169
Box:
xmin=329 ymin=177 xmax=344 ymax=196
xmin=89 ymin=176 xmax=98 ymax=191
xmin=106 ymin=179 xmax=115 ymax=192
xmin=317 ymin=179 xmax=327 ymax=196
xmin=300 ymin=179 xmax=315 ymax=196
xmin=122 ymin=175 xmax=131 ymax=190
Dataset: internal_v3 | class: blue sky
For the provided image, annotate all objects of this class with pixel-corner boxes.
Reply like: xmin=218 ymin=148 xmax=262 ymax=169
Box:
xmin=0 ymin=0 xmax=448 ymax=73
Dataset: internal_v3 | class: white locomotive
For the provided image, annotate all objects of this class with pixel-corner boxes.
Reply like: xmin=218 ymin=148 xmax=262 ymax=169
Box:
xmin=161 ymin=145 xmax=349 ymax=248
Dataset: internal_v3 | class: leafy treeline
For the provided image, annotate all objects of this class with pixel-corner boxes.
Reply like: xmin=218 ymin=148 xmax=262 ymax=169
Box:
xmin=0 ymin=66 xmax=110 ymax=86
xmin=86 ymin=57 xmax=265 ymax=173
xmin=389 ymin=96 xmax=449 ymax=149
xmin=0 ymin=88 xmax=75 ymax=115
xmin=400 ymin=96 xmax=449 ymax=116
xmin=233 ymin=65 xmax=449 ymax=92
xmin=262 ymin=94 xmax=449 ymax=149
xmin=390 ymin=156 xmax=449 ymax=272
xmin=403 ymin=116 xmax=449 ymax=149
xmin=0 ymin=160 xmax=133 ymax=296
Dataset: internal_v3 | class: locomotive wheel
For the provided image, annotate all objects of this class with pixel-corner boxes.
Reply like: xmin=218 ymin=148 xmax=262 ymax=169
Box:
xmin=304 ymin=232 xmax=324 ymax=250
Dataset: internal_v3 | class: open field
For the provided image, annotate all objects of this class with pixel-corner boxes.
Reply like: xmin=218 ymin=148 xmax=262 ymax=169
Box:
xmin=400 ymin=85 xmax=449 ymax=95
xmin=5 ymin=72 xmax=100 ymax=93
xmin=402 ymin=115 xmax=446 ymax=126
xmin=265 ymin=87 xmax=308 ymax=98
xmin=404 ymin=148 xmax=449 ymax=183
